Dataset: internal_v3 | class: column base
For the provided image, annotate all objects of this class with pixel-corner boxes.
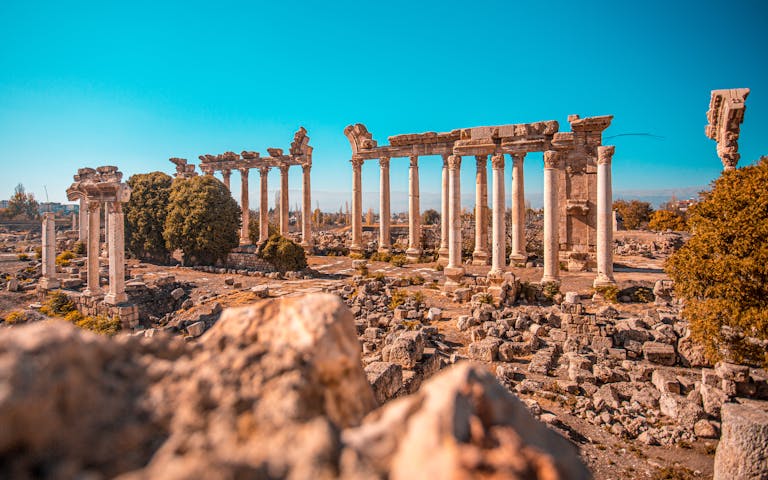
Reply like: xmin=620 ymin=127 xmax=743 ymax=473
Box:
xmin=471 ymin=250 xmax=489 ymax=266
xmin=301 ymin=242 xmax=314 ymax=255
xmin=437 ymin=247 xmax=449 ymax=265
xmin=83 ymin=288 xmax=103 ymax=298
xmin=444 ymin=266 xmax=465 ymax=291
xmin=540 ymin=275 xmax=560 ymax=285
xmin=240 ymin=237 xmax=252 ymax=246
xmin=349 ymin=244 xmax=364 ymax=255
xmin=509 ymin=252 xmax=527 ymax=266
xmin=378 ymin=245 xmax=392 ymax=254
xmin=39 ymin=278 xmax=60 ymax=290
xmin=593 ymin=275 xmax=617 ymax=288
xmin=405 ymin=247 xmax=422 ymax=263
xmin=104 ymin=292 xmax=128 ymax=305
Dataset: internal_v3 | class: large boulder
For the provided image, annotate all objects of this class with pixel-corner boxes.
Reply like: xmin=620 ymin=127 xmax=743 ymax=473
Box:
xmin=341 ymin=363 xmax=590 ymax=480
xmin=714 ymin=402 xmax=768 ymax=480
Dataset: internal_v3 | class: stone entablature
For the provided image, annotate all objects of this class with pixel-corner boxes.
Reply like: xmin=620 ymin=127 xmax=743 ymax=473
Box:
xmin=193 ymin=128 xmax=314 ymax=250
xmin=344 ymin=115 xmax=615 ymax=288
xmin=705 ymin=88 xmax=750 ymax=171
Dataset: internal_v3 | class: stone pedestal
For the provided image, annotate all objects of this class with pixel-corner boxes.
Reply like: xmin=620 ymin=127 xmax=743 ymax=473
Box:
xmin=438 ymin=155 xmax=449 ymax=264
xmin=446 ymin=155 xmax=464 ymax=287
xmin=510 ymin=153 xmax=527 ymax=264
xmin=472 ymin=155 xmax=489 ymax=265
xmin=350 ymin=159 xmax=363 ymax=254
xmin=239 ymin=168 xmax=250 ymax=245
xmin=221 ymin=169 xmax=231 ymax=191
xmin=301 ymin=164 xmax=313 ymax=251
xmin=84 ymin=200 xmax=102 ymax=296
xmin=593 ymin=146 xmax=616 ymax=287
xmin=279 ymin=165 xmax=290 ymax=235
xmin=406 ymin=156 xmax=422 ymax=262
xmin=105 ymin=202 xmax=127 ymax=305
xmin=490 ymin=154 xmax=506 ymax=275
xmin=542 ymin=151 xmax=560 ymax=284
xmin=259 ymin=166 xmax=270 ymax=243
xmin=40 ymin=212 xmax=59 ymax=290
xmin=378 ymin=158 xmax=391 ymax=253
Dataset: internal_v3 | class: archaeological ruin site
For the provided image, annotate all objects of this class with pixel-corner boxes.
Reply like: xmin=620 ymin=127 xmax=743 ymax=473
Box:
xmin=0 ymin=85 xmax=765 ymax=480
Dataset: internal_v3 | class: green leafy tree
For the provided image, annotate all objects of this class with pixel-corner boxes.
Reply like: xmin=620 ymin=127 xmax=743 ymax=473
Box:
xmin=7 ymin=184 xmax=39 ymax=219
xmin=422 ymin=208 xmax=440 ymax=225
xmin=666 ymin=157 xmax=768 ymax=366
xmin=648 ymin=209 xmax=686 ymax=232
xmin=613 ymin=199 xmax=653 ymax=230
xmin=258 ymin=234 xmax=307 ymax=272
xmin=124 ymin=172 xmax=173 ymax=263
xmin=164 ymin=176 xmax=241 ymax=266
xmin=248 ymin=216 xmax=279 ymax=245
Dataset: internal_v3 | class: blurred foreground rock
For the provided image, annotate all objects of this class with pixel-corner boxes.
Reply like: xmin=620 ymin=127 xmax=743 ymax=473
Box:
xmin=0 ymin=293 xmax=588 ymax=479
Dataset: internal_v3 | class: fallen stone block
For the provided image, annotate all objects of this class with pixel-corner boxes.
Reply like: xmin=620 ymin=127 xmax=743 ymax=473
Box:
xmin=714 ymin=402 xmax=768 ymax=480
xmin=365 ymin=361 xmax=403 ymax=405
xmin=643 ymin=341 xmax=676 ymax=366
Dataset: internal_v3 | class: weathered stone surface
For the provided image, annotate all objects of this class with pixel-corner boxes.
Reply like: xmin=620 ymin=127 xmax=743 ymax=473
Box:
xmin=341 ymin=363 xmax=590 ymax=480
xmin=468 ymin=337 xmax=502 ymax=362
xmin=651 ymin=368 xmax=681 ymax=394
xmin=643 ymin=341 xmax=676 ymax=365
xmin=714 ymin=402 xmax=768 ymax=480
xmin=365 ymin=361 xmax=403 ymax=405
xmin=381 ymin=332 xmax=424 ymax=369
xmin=701 ymin=383 xmax=729 ymax=417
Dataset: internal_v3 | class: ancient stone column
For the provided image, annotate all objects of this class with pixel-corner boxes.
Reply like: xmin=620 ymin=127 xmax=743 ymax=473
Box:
xmin=438 ymin=155 xmax=450 ymax=264
xmin=71 ymin=212 xmax=77 ymax=232
xmin=350 ymin=158 xmax=363 ymax=254
xmin=78 ymin=196 xmax=87 ymax=242
xmin=472 ymin=155 xmax=489 ymax=265
xmin=406 ymin=156 xmax=422 ymax=262
xmin=378 ymin=157 xmax=391 ymax=253
xmin=221 ymin=169 xmax=231 ymax=191
xmin=594 ymin=145 xmax=617 ymax=287
xmin=301 ymin=164 xmax=313 ymax=250
xmin=510 ymin=153 xmax=527 ymax=264
xmin=279 ymin=165 xmax=290 ymax=235
xmin=84 ymin=200 xmax=102 ymax=296
xmin=40 ymin=212 xmax=59 ymax=290
xmin=490 ymin=154 xmax=506 ymax=275
xmin=259 ymin=166 xmax=270 ymax=243
xmin=105 ymin=202 xmax=127 ymax=305
xmin=445 ymin=155 xmax=464 ymax=287
xmin=103 ymin=203 xmax=109 ymax=250
xmin=239 ymin=167 xmax=250 ymax=244
xmin=542 ymin=151 xmax=560 ymax=284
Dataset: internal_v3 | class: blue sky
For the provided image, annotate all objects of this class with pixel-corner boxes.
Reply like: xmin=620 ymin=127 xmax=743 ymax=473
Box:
xmin=0 ymin=0 xmax=766 ymax=211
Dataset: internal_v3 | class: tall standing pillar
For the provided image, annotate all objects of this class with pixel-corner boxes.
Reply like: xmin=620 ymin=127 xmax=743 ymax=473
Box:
xmin=221 ymin=169 xmax=231 ymax=191
xmin=542 ymin=151 xmax=560 ymax=284
xmin=71 ymin=212 xmax=77 ymax=232
xmin=472 ymin=155 xmax=489 ymax=265
xmin=438 ymin=155 xmax=450 ymax=264
xmin=279 ymin=165 xmax=290 ymax=235
xmin=105 ymin=202 xmax=127 ymax=305
xmin=301 ymin=164 xmax=313 ymax=251
xmin=490 ymin=154 xmax=506 ymax=276
xmin=239 ymin=168 xmax=250 ymax=244
xmin=78 ymin=196 xmax=87 ymax=242
xmin=103 ymin=203 xmax=109 ymax=251
xmin=350 ymin=158 xmax=363 ymax=254
xmin=84 ymin=200 xmax=102 ymax=296
xmin=510 ymin=153 xmax=527 ymax=264
xmin=40 ymin=212 xmax=59 ymax=289
xmin=259 ymin=166 xmax=270 ymax=243
xmin=594 ymin=145 xmax=617 ymax=287
xmin=378 ymin=157 xmax=391 ymax=253
xmin=406 ymin=156 xmax=422 ymax=262
xmin=445 ymin=155 xmax=464 ymax=287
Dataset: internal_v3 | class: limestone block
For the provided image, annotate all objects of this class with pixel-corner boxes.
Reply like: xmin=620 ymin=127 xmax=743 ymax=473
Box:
xmin=714 ymin=402 xmax=768 ymax=480
xmin=701 ymin=383 xmax=729 ymax=417
xmin=652 ymin=369 xmax=681 ymax=394
xmin=643 ymin=341 xmax=677 ymax=366
xmin=365 ymin=361 xmax=403 ymax=405
xmin=468 ymin=338 xmax=502 ymax=362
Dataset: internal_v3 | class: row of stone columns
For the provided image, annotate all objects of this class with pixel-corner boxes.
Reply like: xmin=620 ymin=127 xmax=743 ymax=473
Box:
xmin=214 ymin=165 xmax=313 ymax=249
xmin=351 ymin=147 xmax=616 ymax=286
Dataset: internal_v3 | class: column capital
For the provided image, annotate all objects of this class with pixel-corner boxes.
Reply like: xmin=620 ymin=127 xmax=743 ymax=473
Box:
xmin=238 ymin=167 xmax=250 ymax=177
xmin=409 ymin=155 xmax=418 ymax=168
xmin=107 ymin=202 xmax=123 ymax=214
xmin=221 ymin=168 xmax=231 ymax=176
xmin=302 ymin=163 xmax=311 ymax=174
xmin=441 ymin=154 xmax=450 ymax=167
xmin=597 ymin=145 xmax=615 ymax=165
xmin=87 ymin=199 xmax=101 ymax=211
xmin=351 ymin=158 xmax=364 ymax=169
xmin=511 ymin=152 xmax=526 ymax=164
xmin=491 ymin=154 xmax=505 ymax=169
xmin=259 ymin=166 xmax=271 ymax=175
xmin=448 ymin=154 xmax=462 ymax=170
xmin=279 ymin=164 xmax=290 ymax=175
xmin=543 ymin=150 xmax=561 ymax=169
xmin=475 ymin=155 xmax=487 ymax=168
xmin=379 ymin=157 xmax=390 ymax=168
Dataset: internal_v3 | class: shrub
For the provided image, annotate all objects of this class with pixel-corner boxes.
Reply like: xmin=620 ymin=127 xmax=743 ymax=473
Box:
xmin=248 ymin=217 xmax=279 ymax=245
xmin=614 ymin=199 xmax=653 ymax=230
xmin=667 ymin=157 xmax=768 ymax=366
xmin=164 ymin=175 xmax=241 ymax=266
xmin=649 ymin=209 xmax=686 ymax=232
xmin=34 ymin=246 xmax=42 ymax=260
xmin=41 ymin=291 xmax=76 ymax=316
xmin=593 ymin=285 xmax=620 ymax=303
xmin=74 ymin=314 xmax=121 ymax=336
xmin=476 ymin=293 xmax=493 ymax=304
xmin=125 ymin=172 xmax=174 ymax=263
xmin=390 ymin=254 xmax=407 ymax=267
xmin=369 ymin=251 xmax=392 ymax=262
xmin=349 ymin=253 xmax=365 ymax=260
xmin=4 ymin=310 xmax=28 ymax=324
xmin=258 ymin=235 xmax=308 ymax=272
xmin=16 ymin=253 xmax=29 ymax=261
xmin=410 ymin=291 xmax=424 ymax=304
xmin=542 ymin=281 xmax=561 ymax=300
xmin=407 ymin=275 xmax=425 ymax=286
xmin=73 ymin=241 xmax=86 ymax=255
xmin=366 ymin=272 xmax=386 ymax=282
xmin=389 ymin=289 xmax=407 ymax=310
xmin=55 ymin=250 xmax=76 ymax=266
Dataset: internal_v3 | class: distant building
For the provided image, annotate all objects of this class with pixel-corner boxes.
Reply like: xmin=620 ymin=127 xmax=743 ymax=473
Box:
xmin=0 ymin=200 xmax=8 ymax=209
xmin=38 ymin=202 xmax=79 ymax=214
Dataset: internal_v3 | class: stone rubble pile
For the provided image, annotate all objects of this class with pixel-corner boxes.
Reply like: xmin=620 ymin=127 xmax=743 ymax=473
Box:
xmin=0 ymin=293 xmax=588 ymax=479
xmin=614 ymin=232 xmax=684 ymax=257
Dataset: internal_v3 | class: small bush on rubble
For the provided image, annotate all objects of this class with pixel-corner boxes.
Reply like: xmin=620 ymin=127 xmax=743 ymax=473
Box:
xmin=667 ymin=156 xmax=768 ymax=366
xmin=258 ymin=234 xmax=307 ymax=272
xmin=41 ymin=290 xmax=76 ymax=316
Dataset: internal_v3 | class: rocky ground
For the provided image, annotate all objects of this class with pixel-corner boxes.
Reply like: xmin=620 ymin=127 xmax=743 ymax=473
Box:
xmin=1 ymin=228 xmax=767 ymax=479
